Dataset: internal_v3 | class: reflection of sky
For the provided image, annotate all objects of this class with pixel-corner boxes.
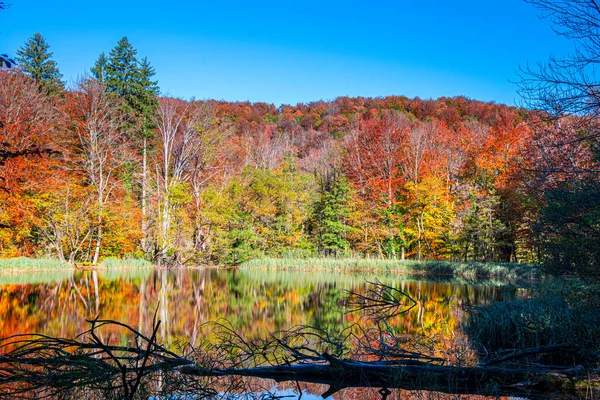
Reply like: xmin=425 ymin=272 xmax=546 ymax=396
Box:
xmin=2 ymin=0 xmax=574 ymax=105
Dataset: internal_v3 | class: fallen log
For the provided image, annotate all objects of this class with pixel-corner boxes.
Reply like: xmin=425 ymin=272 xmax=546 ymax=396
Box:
xmin=178 ymin=355 xmax=599 ymax=399
xmin=1 ymin=314 xmax=598 ymax=399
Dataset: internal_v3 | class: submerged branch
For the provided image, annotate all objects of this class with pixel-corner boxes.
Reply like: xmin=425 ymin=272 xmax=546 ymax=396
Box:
xmin=0 ymin=317 xmax=597 ymax=399
xmin=179 ymin=358 xmax=598 ymax=399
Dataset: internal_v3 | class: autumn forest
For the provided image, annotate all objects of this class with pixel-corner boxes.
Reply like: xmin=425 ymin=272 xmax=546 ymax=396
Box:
xmin=2 ymin=0 xmax=600 ymax=398
xmin=2 ymin=31 xmax=598 ymax=275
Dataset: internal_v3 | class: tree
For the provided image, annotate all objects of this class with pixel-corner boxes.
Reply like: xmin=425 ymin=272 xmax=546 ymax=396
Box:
xmin=90 ymin=52 xmax=108 ymax=84
xmin=519 ymin=0 xmax=600 ymax=277
xmin=103 ymin=37 xmax=159 ymax=123
xmin=0 ymin=69 xmax=59 ymax=255
xmin=344 ymin=111 xmax=410 ymax=258
xmin=520 ymin=0 xmax=600 ymax=118
xmin=186 ymin=101 xmax=231 ymax=256
xmin=15 ymin=33 xmax=63 ymax=95
xmin=0 ymin=54 xmax=15 ymax=69
xmin=98 ymin=37 xmax=159 ymax=256
xmin=309 ymin=167 xmax=353 ymax=256
xmin=105 ymin=38 xmax=139 ymax=98
xmin=67 ymin=78 xmax=124 ymax=265
xmin=153 ymin=97 xmax=203 ymax=260
xmin=459 ymin=190 xmax=509 ymax=262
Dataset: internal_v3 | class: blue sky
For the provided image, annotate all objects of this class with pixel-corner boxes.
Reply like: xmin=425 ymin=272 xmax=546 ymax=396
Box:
xmin=1 ymin=0 xmax=573 ymax=106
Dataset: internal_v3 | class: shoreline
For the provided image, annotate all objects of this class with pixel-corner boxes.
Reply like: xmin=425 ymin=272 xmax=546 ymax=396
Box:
xmin=238 ymin=258 xmax=543 ymax=280
xmin=0 ymin=257 xmax=541 ymax=280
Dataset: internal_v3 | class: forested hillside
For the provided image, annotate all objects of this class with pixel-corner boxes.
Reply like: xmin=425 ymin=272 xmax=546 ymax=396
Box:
xmin=1 ymin=35 xmax=597 ymax=269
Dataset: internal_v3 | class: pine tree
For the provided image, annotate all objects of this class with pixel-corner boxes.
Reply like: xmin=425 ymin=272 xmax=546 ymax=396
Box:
xmin=134 ymin=56 xmax=159 ymax=134
xmin=102 ymin=37 xmax=159 ymax=130
xmin=0 ymin=2 xmax=13 ymax=67
xmin=105 ymin=37 xmax=139 ymax=99
xmin=16 ymin=33 xmax=63 ymax=95
xmin=91 ymin=52 xmax=108 ymax=84
xmin=95 ymin=37 xmax=160 ymax=256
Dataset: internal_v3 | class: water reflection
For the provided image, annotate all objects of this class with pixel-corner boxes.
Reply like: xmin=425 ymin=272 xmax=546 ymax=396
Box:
xmin=0 ymin=268 xmax=512 ymax=344
xmin=0 ymin=268 xmax=519 ymax=399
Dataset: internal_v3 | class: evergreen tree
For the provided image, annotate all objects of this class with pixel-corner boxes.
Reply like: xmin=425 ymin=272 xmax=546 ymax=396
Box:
xmin=0 ymin=2 xmax=14 ymax=68
xmin=101 ymin=37 xmax=159 ymax=131
xmin=309 ymin=169 xmax=353 ymax=256
xmin=15 ymin=33 xmax=63 ymax=95
xmin=134 ymin=56 xmax=160 ymax=134
xmin=90 ymin=52 xmax=108 ymax=84
xmin=95 ymin=37 xmax=160 ymax=257
xmin=105 ymin=37 xmax=139 ymax=98
xmin=0 ymin=54 xmax=15 ymax=69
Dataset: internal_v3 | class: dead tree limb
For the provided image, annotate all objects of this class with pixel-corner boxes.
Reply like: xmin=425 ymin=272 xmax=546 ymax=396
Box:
xmin=178 ymin=358 xmax=599 ymax=399
xmin=0 ymin=318 xmax=598 ymax=399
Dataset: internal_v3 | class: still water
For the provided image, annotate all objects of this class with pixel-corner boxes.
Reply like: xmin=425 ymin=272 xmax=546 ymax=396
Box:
xmin=0 ymin=268 xmax=516 ymax=398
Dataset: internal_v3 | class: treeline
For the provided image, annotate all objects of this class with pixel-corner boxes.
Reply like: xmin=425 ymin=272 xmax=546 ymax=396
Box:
xmin=1 ymin=33 xmax=598 ymax=270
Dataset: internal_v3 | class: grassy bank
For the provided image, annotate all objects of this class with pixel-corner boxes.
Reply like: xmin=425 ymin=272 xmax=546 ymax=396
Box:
xmin=239 ymin=257 xmax=542 ymax=279
xmin=98 ymin=258 xmax=153 ymax=269
xmin=0 ymin=257 xmax=70 ymax=272
xmin=464 ymin=280 xmax=600 ymax=367
xmin=0 ymin=257 xmax=153 ymax=272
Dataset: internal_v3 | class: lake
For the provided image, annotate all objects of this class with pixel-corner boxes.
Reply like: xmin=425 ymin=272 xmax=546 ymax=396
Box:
xmin=0 ymin=268 xmax=518 ymax=399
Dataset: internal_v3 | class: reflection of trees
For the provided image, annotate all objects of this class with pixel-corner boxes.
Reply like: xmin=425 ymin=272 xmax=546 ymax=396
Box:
xmin=0 ymin=280 xmax=588 ymax=400
xmin=0 ymin=270 xmax=510 ymax=354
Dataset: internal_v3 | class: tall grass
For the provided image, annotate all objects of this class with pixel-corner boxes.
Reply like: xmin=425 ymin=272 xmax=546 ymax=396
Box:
xmin=239 ymin=257 xmax=542 ymax=279
xmin=464 ymin=285 xmax=600 ymax=367
xmin=98 ymin=258 xmax=153 ymax=269
xmin=0 ymin=257 xmax=69 ymax=271
xmin=0 ymin=257 xmax=153 ymax=272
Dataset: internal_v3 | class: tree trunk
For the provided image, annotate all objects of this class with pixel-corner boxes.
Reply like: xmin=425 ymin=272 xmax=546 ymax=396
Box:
xmin=92 ymin=217 xmax=101 ymax=265
xmin=141 ymin=137 xmax=148 ymax=256
xmin=179 ymin=359 xmax=599 ymax=399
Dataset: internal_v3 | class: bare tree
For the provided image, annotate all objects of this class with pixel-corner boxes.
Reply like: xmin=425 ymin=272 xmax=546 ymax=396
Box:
xmin=154 ymin=97 xmax=189 ymax=259
xmin=69 ymin=78 xmax=123 ymax=265
xmin=519 ymin=0 xmax=600 ymax=274
xmin=186 ymin=101 xmax=230 ymax=255
xmin=154 ymin=98 xmax=227 ymax=261
xmin=520 ymin=1 xmax=600 ymax=118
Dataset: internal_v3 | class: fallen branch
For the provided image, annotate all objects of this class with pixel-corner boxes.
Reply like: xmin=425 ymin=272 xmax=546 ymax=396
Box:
xmin=178 ymin=354 xmax=599 ymax=399
xmin=0 ymin=319 xmax=598 ymax=399
xmin=480 ymin=342 xmax=576 ymax=367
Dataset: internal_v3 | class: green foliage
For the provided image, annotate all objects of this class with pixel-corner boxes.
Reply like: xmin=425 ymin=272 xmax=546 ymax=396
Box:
xmin=105 ymin=37 xmax=139 ymax=97
xmin=201 ymin=167 xmax=315 ymax=264
xmin=308 ymin=169 xmax=353 ymax=256
xmin=460 ymin=190 xmax=512 ymax=262
xmin=100 ymin=37 xmax=159 ymax=136
xmin=15 ymin=33 xmax=63 ymax=95
xmin=90 ymin=52 xmax=108 ymax=84
xmin=537 ymin=181 xmax=600 ymax=279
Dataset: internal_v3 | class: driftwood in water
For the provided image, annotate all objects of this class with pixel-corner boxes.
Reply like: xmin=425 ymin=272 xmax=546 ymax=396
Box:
xmin=178 ymin=353 xmax=598 ymax=399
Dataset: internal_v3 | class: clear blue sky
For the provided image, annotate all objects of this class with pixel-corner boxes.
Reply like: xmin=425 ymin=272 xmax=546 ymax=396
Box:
xmin=1 ymin=0 xmax=572 ymax=106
